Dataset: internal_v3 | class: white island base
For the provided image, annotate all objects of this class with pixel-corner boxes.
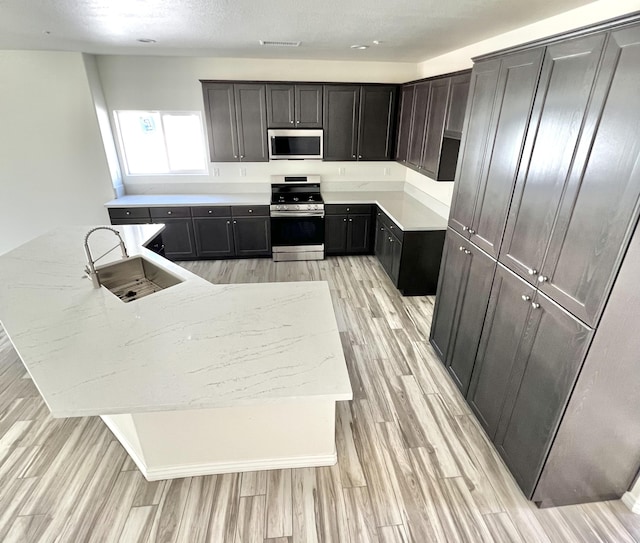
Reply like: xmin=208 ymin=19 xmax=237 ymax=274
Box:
xmin=101 ymin=399 xmax=337 ymax=481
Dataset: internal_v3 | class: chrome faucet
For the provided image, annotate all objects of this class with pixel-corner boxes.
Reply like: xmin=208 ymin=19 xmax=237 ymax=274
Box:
xmin=84 ymin=227 xmax=129 ymax=288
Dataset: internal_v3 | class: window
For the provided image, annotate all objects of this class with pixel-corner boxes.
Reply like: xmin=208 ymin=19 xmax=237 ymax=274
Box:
xmin=114 ymin=111 xmax=207 ymax=175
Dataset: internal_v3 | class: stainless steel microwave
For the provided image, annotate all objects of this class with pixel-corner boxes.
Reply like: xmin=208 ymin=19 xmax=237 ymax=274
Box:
xmin=268 ymin=129 xmax=323 ymax=160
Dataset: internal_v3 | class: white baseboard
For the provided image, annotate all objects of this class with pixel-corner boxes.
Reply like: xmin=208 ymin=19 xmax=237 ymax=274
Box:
xmin=622 ymin=491 xmax=640 ymax=514
xmin=143 ymin=452 xmax=337 ymax=481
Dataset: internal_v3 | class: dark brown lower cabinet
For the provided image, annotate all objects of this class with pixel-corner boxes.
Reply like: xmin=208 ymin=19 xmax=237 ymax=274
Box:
xmin=152 ymin=218 xmax=197 ymax=260
xmin=375 ymin=211 xmax=446 ymax=296
xmin=232 ymin=216 xmax=271 ymax=257
xmin=193 ymin=217 xmax=235 ymax=258
xmin=467 ymin=265 xmax=536 ymax=439
xmin=490 ymin=285 xmax=593 ymax=498
xmin=430 ymin=229 xmax=496 ymax=394
xmin=325 ymin=205 xmax=374 ymax=255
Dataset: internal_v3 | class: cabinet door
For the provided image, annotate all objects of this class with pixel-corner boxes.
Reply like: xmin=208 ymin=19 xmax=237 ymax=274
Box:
xmin=357 ymin=86 xmax=397 ymax=160
xmin=234 ymin=84 xmax=268 ymax=162
xmin=233 ymin=217 xmax=271 ymax=256
xmin=448 ymin=60 xmax=501 ymax=237
xmin=538 ymin=25 xmax=640 ymax=327
xmin=494 ymin=292 xmax=593 ymax=498
xmin=445 ymin=241 xmax=496 ymax=394
xmin=430 ymin=229 xmax=470 ymax=362
xmin=193 ymin=217 xmax=235 ymax=258
xmin=154 ymin=218 xmax=197 ymax=260
xmin=445 ymin=73 xmax=471 ymax=137
xmin=266 ymin=84 xmax=295 ymax=128
xmin=325 ymin=214 xmax=348 ymax=255
xmin=395 ymin=85 xmax=415 ymax=163
xmin=347 ymin=214 xmax=372 ymax=254
xmin=374 ymin=218 xmax=387 ymax=260
xmin=421 ymin=78 xmax=450 ymax=177
xmin=470 ymin=49 xmax=544 ymax=258
xmin=323 ymin=85 xmax=360 ymax=160
xmin=295 ymin=85 xmax=323 ymax=128
xmin=407 ymin=82 xmax=430 ymax=168
xmin=467 ymin=265 xmax=535 ymax=439
xmin=202 ymin=83 xmax=239 ymax=162
xmin=499 ymin=34 xmax=607 ymax=283
xmin=389 ymin=234 xmax=402 ymax=285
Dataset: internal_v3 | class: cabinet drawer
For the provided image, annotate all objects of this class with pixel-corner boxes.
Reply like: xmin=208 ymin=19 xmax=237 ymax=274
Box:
xmin=150 ymin=207 xmax=191 ymax=219
xmin=376 ymin=208 xmax=403 ymax=242
xmin=326 ymin=204 xmax=372 ymax=215
xmin=232 ymin=205 xmax=270 ymax=217
xmin=191 ymin=206 xmax=232 ymax=217
xmin=108 ymin=207 xmax=150 ymax=220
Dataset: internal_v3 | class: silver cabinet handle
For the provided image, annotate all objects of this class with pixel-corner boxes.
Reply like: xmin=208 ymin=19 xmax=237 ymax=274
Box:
xmin=521 ymin=295 xmax=531 ymax=301
xmin=290 ymin=120 xmax=294 ymax=124
xmin=208 ymin=210 xmax=213 ymax=214
xmin=528 ymin=268 xmax=538 ymax=275
xmin=125 ymin=211 xmax=131 ymax=215
xmin=352 ymin=155 xmax=356 ymax=158
xmin=233 ymin=220 xmax=237 ymax=224
xmin=240 ymin=155 xmax=245 ymax=159
xmin=459 ymin=246 xmax=466 ymax=251
xmin=349 ymin=218 xmax=353 ymax=222
xmin=538 ymin=276 xmax=548 ymax=283
xmin=358 ymin=155 xmax=362 ymax=159
xmin=462 ymin=226 xmax=468 ymax=231
xmin=464 ymin=249 xmax=471 ymax=255
xmin=167 ymin=211 xmax=172 ymax=215
xmin=344 ymin=218 xmax=347 ymax=222
xmin=248 ymin=209 xmax=253 ymax=213
xmin=531 ymin=302 xmax=540 ymax=309
xmin=234 ymin=155 xmax=238 ymax=158
xmin=468 ymin=229 xmax=476 ymax=234
xmin=226 ymin=220 xmax=230 ymax=224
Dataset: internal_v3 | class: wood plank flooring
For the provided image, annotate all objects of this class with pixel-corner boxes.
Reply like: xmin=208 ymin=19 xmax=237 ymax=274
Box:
xmin=0 ymin=255 xmax=639 ymax=542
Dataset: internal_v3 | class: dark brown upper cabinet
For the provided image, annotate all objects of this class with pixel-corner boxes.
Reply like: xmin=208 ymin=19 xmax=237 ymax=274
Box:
xmin=323 ymin=85 xmax=397 ymax=161
xmin=445 ymin=73 xmax=471 ymax=138
xmin=202 ymin=82 xmax=268 ymax=162
xmin=499 ymin=34 xmax=608 ymax=309
xmin=398 ymin=71 xmax=471 ymax=181
xmin=266 ymin=84 xmax=323 ymax=128
xmin=395 ymin=85 xmax=415 ymax=164
xmin=449 ymin=49 xmax=544 ymax=258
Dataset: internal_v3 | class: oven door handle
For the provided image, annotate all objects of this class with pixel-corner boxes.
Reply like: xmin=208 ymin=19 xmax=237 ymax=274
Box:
xmin=270 ymin=211 xmax=325 ymax=218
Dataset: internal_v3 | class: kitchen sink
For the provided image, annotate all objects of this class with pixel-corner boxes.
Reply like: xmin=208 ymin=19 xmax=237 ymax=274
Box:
xmin=96 ymin=256 xmax=184 ymax=303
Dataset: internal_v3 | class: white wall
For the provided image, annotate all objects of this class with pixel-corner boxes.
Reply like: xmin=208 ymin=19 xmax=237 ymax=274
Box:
xmin=0 ymin=51 xmax=115 ymax=255
xmin=96 ymin=56 xmax=418 ymax=194
xmin=417 ymin=0 xmax=640 ymax=77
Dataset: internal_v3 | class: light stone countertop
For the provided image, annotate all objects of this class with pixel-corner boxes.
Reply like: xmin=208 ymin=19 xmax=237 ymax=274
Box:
xmin=105 ymin=190 xmax=447 ymax=231
xmin=0 ymin=225 xmax=352 ymax=418
xmin=321 ymin=191 xmax=448 ymax=231
xmin=105 ymin=194 xmax=270 ymax=207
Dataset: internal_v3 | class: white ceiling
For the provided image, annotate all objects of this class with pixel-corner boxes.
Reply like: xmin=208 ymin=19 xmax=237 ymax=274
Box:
xmin=0 ymin=0 xmax=596 ymax=62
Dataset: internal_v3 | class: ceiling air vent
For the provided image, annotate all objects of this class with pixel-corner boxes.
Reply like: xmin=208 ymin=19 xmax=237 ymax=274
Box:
xmin=259 ymin=40 xmax=301 ymax=47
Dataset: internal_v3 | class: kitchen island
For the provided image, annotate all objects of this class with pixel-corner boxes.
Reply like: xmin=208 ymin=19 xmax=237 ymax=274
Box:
xmin=0 ymin=225 xmax=352 ymax=480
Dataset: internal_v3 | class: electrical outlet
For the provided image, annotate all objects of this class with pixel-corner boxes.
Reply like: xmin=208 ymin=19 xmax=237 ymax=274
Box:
xmin=338 ymin=167 xmax=346 ymax=176
xmin=240 ymin=167 xmax=246 ymax=177
xmin=384 ymin=167 xmax=391 ymax=176
xmin=213 ymin=167 xmax=220 ymax=177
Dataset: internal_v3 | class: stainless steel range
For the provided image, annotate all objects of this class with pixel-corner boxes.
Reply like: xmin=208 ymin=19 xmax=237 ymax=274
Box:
xmin=270 ymin=175 xmax=325 ymax=261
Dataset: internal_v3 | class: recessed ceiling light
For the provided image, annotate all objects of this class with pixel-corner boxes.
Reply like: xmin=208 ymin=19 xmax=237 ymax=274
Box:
xmin=373 ymin=40 xmax=383 ymax=45
xmin=137 ymin=38 xmax=156 ymax=44
xmin=260 ymin=40 xmax=301 ymax=47
xmin=351 ymin=45 xmax=369 ymax=50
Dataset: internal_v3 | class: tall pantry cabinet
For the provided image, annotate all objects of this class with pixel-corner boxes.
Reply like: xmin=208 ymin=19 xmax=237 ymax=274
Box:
xmin=430 ymin=15 xmax=640 ymax=507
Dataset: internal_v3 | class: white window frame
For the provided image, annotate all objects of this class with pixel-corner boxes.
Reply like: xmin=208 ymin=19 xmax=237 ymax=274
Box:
xmin=113 ymin=110 xmax=208 ymax=176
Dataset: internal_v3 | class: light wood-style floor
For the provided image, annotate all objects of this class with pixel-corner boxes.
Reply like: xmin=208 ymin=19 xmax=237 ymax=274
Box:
xmin=1 ymin=255 xmax=639 ymax=542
